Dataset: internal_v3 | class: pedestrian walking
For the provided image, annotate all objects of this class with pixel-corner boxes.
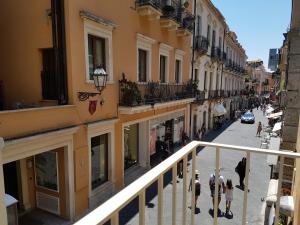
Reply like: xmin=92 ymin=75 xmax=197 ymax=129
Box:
xmin=225 ymin=179 xmax=233 ymax=216
xmin=189 ymin=170 xmax=201 ymax=209
xmin=256 ymin=121 xmax=262 ymax=137
xmin=235 ymin=158 xmax=246 ymax=190
xmin=197 ymin=128 xmax=202 ymax=140
xmin=209 ymin=170 xmax=226 ymax=214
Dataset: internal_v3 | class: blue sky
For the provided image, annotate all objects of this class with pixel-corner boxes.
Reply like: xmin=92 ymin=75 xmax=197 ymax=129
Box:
xmin=211 ymin=0 xmax=291 ymax=69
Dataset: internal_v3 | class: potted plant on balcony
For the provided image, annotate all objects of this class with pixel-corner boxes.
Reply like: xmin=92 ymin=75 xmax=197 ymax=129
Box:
xmin=119 ymin=74 xmax=142 ymax=106
xmin=145 ymin=81 xmax=160 ymax=104
xmin=185 ymin=79 xmax=198 ymax=97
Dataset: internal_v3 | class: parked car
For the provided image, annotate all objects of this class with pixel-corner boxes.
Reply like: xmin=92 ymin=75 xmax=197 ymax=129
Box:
xmin=241 ymin=111 xmax=255 ymax=124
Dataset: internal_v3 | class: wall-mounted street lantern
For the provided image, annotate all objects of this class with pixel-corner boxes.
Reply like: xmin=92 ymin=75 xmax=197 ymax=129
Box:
xmin=78 ymin=66 xmax=108 ymax=101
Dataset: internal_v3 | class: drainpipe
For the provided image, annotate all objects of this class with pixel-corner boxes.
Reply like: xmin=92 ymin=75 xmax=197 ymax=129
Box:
xmin=189 ymin=0 xmax=197 ymax=137
xmin=0 ymin=137 xmax=7 ymax=225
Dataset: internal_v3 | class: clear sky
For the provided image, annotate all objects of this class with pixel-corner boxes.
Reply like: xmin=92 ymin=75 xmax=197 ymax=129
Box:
xmin=211 ymin=0 xmax=291 ymax=69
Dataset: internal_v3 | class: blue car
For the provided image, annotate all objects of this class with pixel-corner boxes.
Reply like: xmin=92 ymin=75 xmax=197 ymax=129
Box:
xmin=241 ymin=112 xmax=255 ymax=124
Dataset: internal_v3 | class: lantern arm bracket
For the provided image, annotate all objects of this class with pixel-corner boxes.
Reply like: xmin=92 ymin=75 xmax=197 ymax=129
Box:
xmin=78 ymin=91 xmax=102 ymax=101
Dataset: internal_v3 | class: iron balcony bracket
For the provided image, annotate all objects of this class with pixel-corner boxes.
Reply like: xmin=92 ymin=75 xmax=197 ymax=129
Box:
xmin=78 ymin=92 xmax=101 ymax=101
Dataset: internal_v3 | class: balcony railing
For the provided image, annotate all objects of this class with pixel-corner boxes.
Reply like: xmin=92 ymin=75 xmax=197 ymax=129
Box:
xmin=74 ymin=141 xmax=300 ymax=225
xmin=222 ymin=52 xmax=227 ymax=62
xmin=194 ymin=90 xmax=205 ymax=104
xmin=119 ymin=79 xmax=197 ymax=107
xmin=211 ymin=47 xmax=222 ymax=61
xmin=179 ymin=11 xmax=194 ymax=33
xmin=136 ymin=0 xmax=161 ymax=10
xmin=218 ymin=90 xmax=225 ymax=97
xmin=194 ymin=35 xmax=209 ymax=55
xmin=160 ymin=0 xmax=180 ymax=22
xmin=208 ymin=90 xmax=218 ymax=99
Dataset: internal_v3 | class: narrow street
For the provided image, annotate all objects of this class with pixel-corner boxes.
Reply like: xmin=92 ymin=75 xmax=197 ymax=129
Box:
xmin=123 ymin=109 xmax=270 ymax=225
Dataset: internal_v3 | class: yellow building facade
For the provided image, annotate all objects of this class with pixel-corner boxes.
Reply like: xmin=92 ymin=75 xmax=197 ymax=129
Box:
xmin=0 ymin=0 xmax=194 ymax=223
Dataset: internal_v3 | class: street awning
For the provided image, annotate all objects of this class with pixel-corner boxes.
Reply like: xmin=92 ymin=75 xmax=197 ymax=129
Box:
xmin=266 ymin=106 xmax=275 ymax=114
xmin=267 ymin=111 xmax=283 ymax=119
xmin=267 ymin=137 xmax=280 ymax=165
xmin=213 ymin=104 xmax=227 ymax=117
xmin=272 ymin=122 xmax=282 ymax=132
xmin=280 ymin=196 xmax=294 ymax=217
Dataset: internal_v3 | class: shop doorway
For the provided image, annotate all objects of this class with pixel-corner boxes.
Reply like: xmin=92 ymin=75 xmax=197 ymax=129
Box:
xmin=3 ymin=147 xmax=69 ymax=224
xmin=33 ymin=148 xmax=67 ymax=218
xmin=3 ymin=161 xmax=21 ymax=209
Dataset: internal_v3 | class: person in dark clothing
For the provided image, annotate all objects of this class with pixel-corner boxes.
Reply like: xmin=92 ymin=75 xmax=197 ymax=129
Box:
xmin=235 ymin=158 xmax=247 ymax=189
xmin=181 ymin=132 xmax=190 ymax=145
xmin=156 ymin=136 xmax=168 ymax=160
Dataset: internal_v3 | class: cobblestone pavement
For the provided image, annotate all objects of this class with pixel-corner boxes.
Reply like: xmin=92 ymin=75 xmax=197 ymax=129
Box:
xmin=121 ymin=108 xmax=270 ymax=225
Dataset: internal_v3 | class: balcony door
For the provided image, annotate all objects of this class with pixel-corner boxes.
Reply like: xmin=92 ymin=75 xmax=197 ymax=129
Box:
xmin=212 ymin=30 xmax=216 ymax=47
xmin=41 ymin=48 xmax=57 ymax=100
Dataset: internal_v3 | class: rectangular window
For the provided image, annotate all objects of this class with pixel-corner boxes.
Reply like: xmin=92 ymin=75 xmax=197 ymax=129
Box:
xmin=35 ymin=151 xmax=58 ymax=191
xmin=194 ymin=69 xmax=199 ymax=81
xmin=41 ymin=48 xmax=57 ymax=100
xmin=197 ymin=16 xmax=202 ymax=36
xmin=88 ymin=34 xmax=106 ymax=80
xmin=175 ymin=59 xmax=181 ymax=84
xmin=91 ymin=134 xmax=108 ymax=190
xmin=160 ymin=55 xmax=167 ymax=83
xmin=212 ymin=30 xmax=216 ymax=47
xmin=209 ymin=72 xmax=213 ymax=90
xmin=219 ymin=37 xmax=222 ymax=49
xmin=204 ymin=71 xmax=207 ymax=90
xmin=216 ymin=73 xmax=219 ymax=90
xmin=124 ymin=124 xmax=139 ymax=170
xmin=207 ymin=25 xmax=211 ymax=45
xmin=138 ymin=49 xmax=147 ymax=82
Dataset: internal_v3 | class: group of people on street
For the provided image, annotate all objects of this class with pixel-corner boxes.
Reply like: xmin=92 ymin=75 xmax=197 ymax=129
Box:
xmin=195 ymin=123 xmax=206 ymax=141
xmin=188 ymin=157 xmax=247 ymax=217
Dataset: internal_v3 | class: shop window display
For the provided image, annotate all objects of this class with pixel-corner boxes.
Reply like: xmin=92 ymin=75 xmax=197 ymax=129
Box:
xmin=91 ymin=134 xmax=108 ymax=190
xmin=124 ymin=124 xmax=139 ymax=169
xmin=35 ymin=151 xmax=59 ymax=191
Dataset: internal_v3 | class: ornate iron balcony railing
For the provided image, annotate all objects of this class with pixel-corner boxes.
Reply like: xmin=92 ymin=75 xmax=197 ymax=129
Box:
xmin=194 ymin=35 xmax=209 ymax=54
xmin=119 ymin=78 xmax=197 ymax=107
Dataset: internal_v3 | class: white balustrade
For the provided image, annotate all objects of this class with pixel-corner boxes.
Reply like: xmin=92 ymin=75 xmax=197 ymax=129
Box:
xmin=74 ymin=141 xmax=300 ymax=225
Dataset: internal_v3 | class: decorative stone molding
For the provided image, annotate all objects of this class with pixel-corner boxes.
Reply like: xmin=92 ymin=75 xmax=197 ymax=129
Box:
xmin=80 ymin=10 xmax=118 ymax=30
xmin=207 ymin=14 xmax=212 ymax=23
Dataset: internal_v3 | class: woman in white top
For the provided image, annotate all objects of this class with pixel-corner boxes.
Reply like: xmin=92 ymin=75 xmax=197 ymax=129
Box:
xmin=225 ymin=179 xmax=233 ymax=215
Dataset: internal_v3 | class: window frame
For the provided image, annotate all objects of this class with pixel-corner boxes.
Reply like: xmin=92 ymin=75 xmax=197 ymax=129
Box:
xmin=88 ymin=126 xmax=114 ymax=197
xmin=175 ymin=59 xmax=182 ymax=84
xmin=204 ymin=71 xmax=207 ymax=91
xmin=138 ymin=49 xmax=148 ymax=83
xmin=90 ymin=133 xmax=109 ymax=190
xmin=159 ymin=43 xmax=173 ymax=84
xmin=174 ymin=49 xmax=184 ymax=84
xmin=87 ymin=34 xmax=106 ymax=81
xmin=124 ymin=123 xmax=139 ymax=170
xmin=197 ymin=16 xmax=202 ymax=36
xmin=136 ymin=34 xmax=155 ymax=83
xmin=84 ymin=21 xmax=113 ymax=83
xmin=159 ymin=54 xmax=168 ymax=83
xmin=207 ymin=25 xmax=211 ymax=45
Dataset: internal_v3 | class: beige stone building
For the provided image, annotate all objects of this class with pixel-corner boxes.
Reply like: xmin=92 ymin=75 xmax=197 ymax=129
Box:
xmin=191 ymin=0 xmax=247 ymax=138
